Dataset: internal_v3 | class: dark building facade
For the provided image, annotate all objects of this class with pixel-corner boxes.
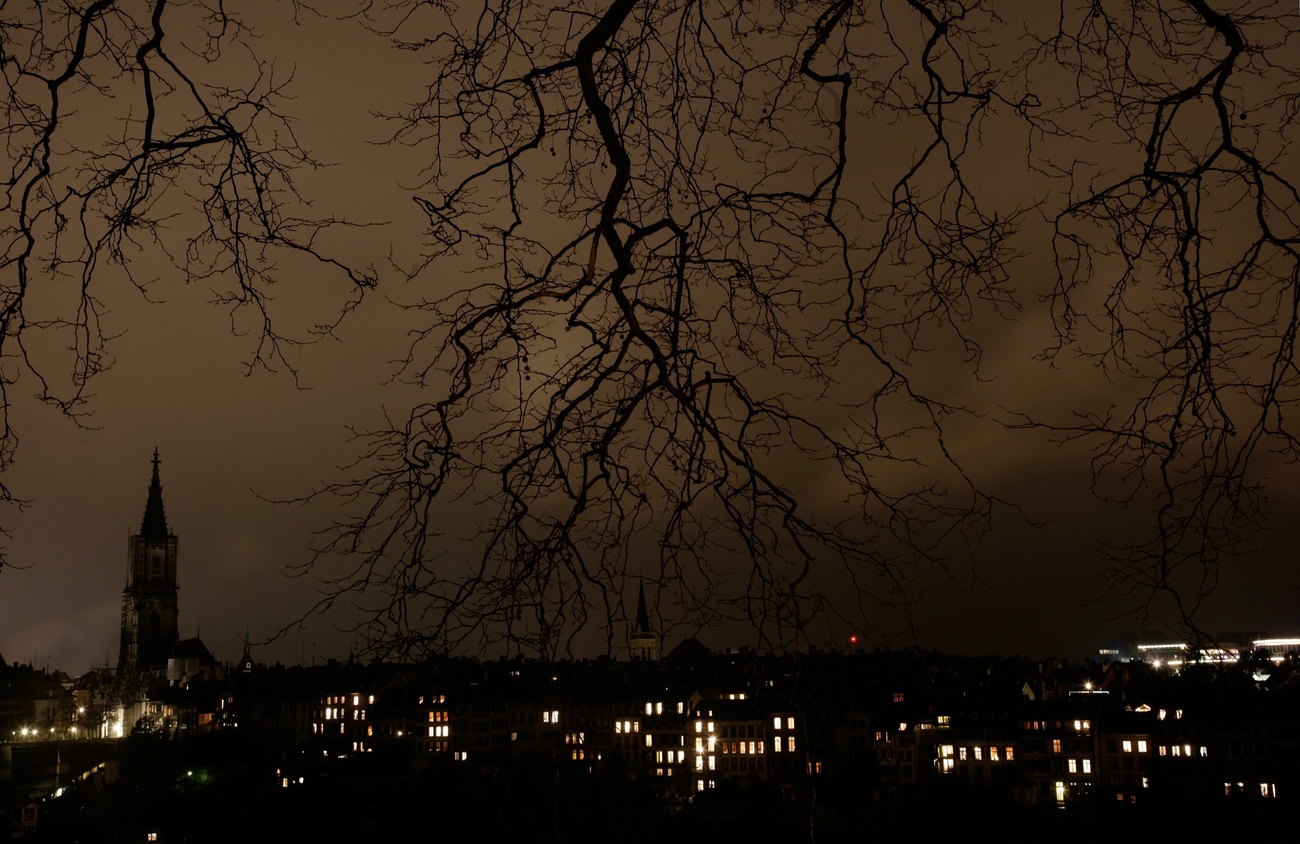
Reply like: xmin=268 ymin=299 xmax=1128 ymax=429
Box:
xmin=117 ymin=449 xmax=179 ymax=678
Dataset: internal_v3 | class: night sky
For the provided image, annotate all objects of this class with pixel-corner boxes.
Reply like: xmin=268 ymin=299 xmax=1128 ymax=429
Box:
xmin=1 ymin=2 xmax=1296 ymax=674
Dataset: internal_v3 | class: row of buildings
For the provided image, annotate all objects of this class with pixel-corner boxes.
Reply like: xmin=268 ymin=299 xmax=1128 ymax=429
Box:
xmin=52 ymin=636 xmax=1279 ymax=817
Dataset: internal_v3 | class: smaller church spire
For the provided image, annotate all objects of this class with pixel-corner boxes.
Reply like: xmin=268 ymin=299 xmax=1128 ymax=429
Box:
xmin=140 ymin=447 xmax=169 ymax=542
xmin=628 ymin=582 xmax=659 ymax=661
xmin=635 ymin=582 xmax=651 ymax=634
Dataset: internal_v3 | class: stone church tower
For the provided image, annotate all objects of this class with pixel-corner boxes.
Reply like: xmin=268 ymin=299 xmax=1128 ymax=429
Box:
xmin=117 ymin=449 xmax=179 ymax=677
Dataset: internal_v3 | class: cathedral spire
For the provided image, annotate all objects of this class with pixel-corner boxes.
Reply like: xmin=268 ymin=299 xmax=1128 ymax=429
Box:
xmin=140 ymin=447 xmax=169 ymax=540
xmin=140 ymin=448 xmax=169 ymax=542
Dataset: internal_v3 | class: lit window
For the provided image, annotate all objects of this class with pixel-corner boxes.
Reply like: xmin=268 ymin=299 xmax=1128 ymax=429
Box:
xmin=645 ymin=734 xmax=652 ymax=747
xmin=937 ymin=715 xmax=950 ymax=727
xmin=1055 ymin=781 xmax=1065 ymax=803
xmin=973 ymin=746 xmax=982 ymax=761
xmin=1172 ymin=745 xmax=1181 ymax=757
xmin=990 ymin=746 xmax=999 ymax=762
xmin=893 ymin=692 xmax=905 ymax=703
xmin=959 ymin=747 xmax=968 ymax=761
xmin=1083 ymin=759 xmax=1092 ymax=774
xmin=1137 ymin=740 xmax=1147 ymax=753
xmin=1184 ymin=744 xmax=1192 ymax=757
xmin=645 ymin=703 xmax=653 ymax=716
xmin=773 ymin=716 xmax=782 ymax=730
xmin=1200 ymin=746 xmax=1208 ymax=757
xmin=1068 ymin=759 xmax=1077 ymax=774
xmin=775 ymin=736 xmax=783 ymax=752
xmin=352 ymin=695 xmax=359 ymax=707
xmin=1158 ymin=709 xmax=1167 ymax=720
xmin=695 ymin=756 xmax=704 ymax=771
xmin=1052 ymin=739 xmax=1062 ymax=754
xmin=789 ymin=736 xmax=796 ymax=753
xmin=708 ymin=755 xmax=715 ymax=771
xmin=1159 ymin=745 xmax=1167 ymax=756
xmin=656 ymin=702 xmax=663 ymax=714
xmin=1005 ymin=747 xmax=1014 ymax=761
xmin=787 ymin=717 xmax=795 ymax=730
xmin=1122 ymin=740 xmax=1132 ymax=753
xmin=706 ymin=722 xmax=713 ymax=734
xmin=695 ymin=721 xmax=703 ymax=733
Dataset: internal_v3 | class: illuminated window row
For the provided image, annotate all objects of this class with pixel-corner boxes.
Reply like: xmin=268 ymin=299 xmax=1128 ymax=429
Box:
xmin=1159 ymin=744 xmax=1207 ymax=757
xmin=1024 ymin=719 xmax=1092 ymax=731
xmin=643 ymin=701 xmax=673 ymax=715
xmin=1228 ymin=782 xmax=1276 ymax=798
xmin=956 ymin=746 xmax=1013 ymax=762
xmin=720 ymin=740 xmax=763 ymax=755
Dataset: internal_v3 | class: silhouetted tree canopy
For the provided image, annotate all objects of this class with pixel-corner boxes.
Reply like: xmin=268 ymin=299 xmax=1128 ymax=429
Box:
xmin=2 ymin=1 xmax=1296 ymax=657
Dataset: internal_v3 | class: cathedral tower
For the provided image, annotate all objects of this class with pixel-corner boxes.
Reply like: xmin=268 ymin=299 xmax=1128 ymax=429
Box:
xmin=117 ymin=449 xmax=179 ymax=677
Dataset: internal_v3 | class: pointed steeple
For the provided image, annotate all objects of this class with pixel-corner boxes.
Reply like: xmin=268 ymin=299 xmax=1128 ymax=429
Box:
xmin=635 ymin=582 xmax=651 ymax=633
xmin=628 ymin=583 xmax=659 ymax=661
xmin=140 ymin=448 xmax=169 ymax=542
